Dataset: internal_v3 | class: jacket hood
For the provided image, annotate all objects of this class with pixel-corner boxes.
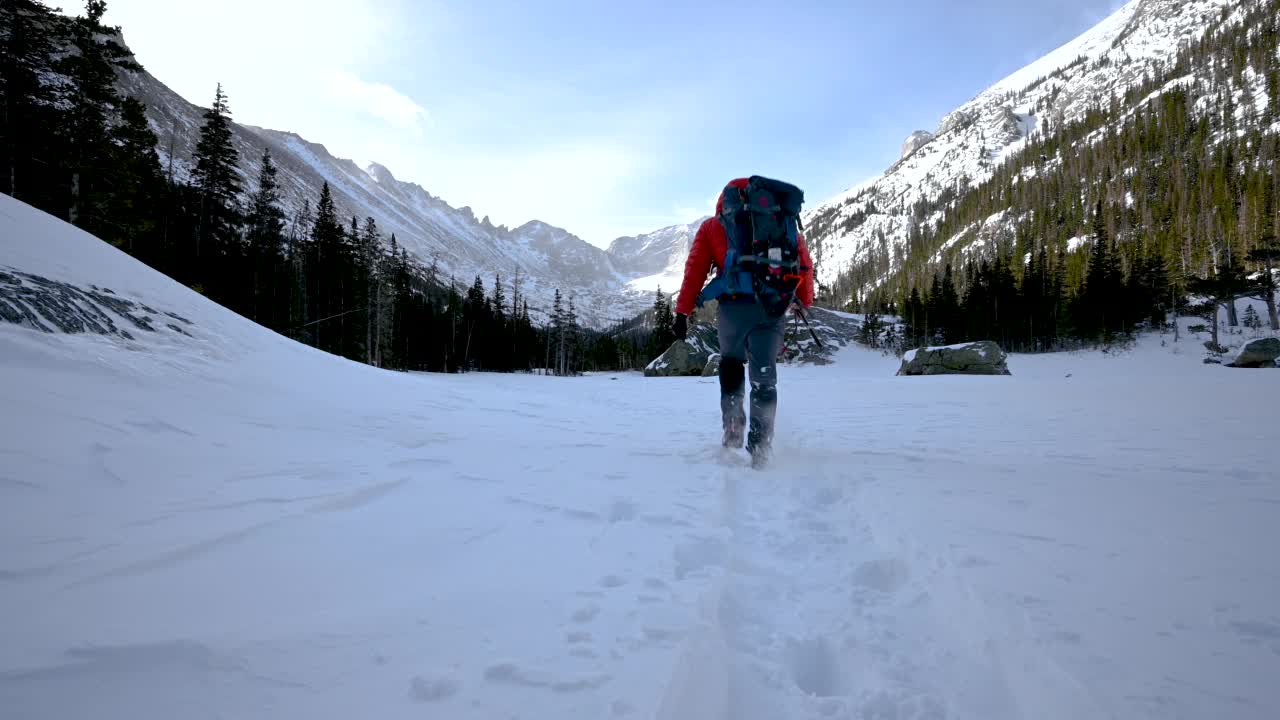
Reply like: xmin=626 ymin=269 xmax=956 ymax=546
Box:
xmin=715 ymin=177 xmax=750 ymax=216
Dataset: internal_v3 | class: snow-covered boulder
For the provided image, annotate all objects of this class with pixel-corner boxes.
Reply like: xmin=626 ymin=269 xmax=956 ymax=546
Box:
xmin=1227 ymin=338 xmax=1280 ymax=368
xmin=701 ymin=353 xmax=722 ymax=377
xmin=644 ymin=334 xmax=716 ymax=377
xmin=897 ymin=341 xmax=1011 ymax=376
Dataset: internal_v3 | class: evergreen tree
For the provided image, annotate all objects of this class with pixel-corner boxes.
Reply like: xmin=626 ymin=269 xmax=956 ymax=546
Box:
xmin=551 ymin=289 xmax=564 ymax=375
xmin=1243 ymin=304 xmax=1261 ymax=334
xmin=1187 ymin=259 xmax=1251 ymax=350
xmin=105 ymin=97 xmax=165 ymax=257
xmin=191 ymin=84 xmax=242 ymax=268
xmin=1078 ymin=200 xmax=1124 ymax=340
xmin=902 ymin=286 xmax=926 ymax=348
xmin=244 ymin=148 xmax=286 ymax=325
xmin=1247 ymin=237 xmax=1280 ymax=329
xmin=463 ymin=275 xmax=487 ymax=370
xmin=1 ymin=0 xmax=63 ymax=204
xmin=650 ymin=286 xmax=674 ymax=356
xmin=566 ymin=296 xmax=579 ymax=375
xmin=936 ymin=265 xmax=962 ymax=343
xmin=492 ymin=273 xmax=506 ymax=323
xmin=859 ymin=312 xmax=883 ymax=348
xmin=55 ymin=0 xmax=140 ymax=232
xmin=359 ymin=217 xmax=382 ymax=365
xmin=306 ymin=182 xmax=344 ymax=351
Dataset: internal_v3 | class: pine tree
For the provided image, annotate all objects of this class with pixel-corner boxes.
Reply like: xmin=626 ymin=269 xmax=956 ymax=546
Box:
xmin=1243 ymin=305 xmax=1261 ymax=334
xmin=860 ymin=312 xmax=883 ymax=348
xmin=651 ymin=286 xmax=674 ymax=356
xmin=1247 ymin=237 xmax=1280 ymax=330
xmin=566 ymin=296 xmax=579 ymax=376
xmin=492 ymin=273 xmax=506 ymax=323
xmin=244 ymin=148 xmax=286 ymax=324
xmin=551 ymin=289 xmax=564 ymax=375
xmin=55 ymin=0 xmax=140 ymax=231
xmin=191 ymin=84 xmax=242 ymax=266
xmin=105 ymin=97 xmax=165 ymax=256
xmin=1 ymin=0 xmax=63 ymax=203
xmin=936 ymin=265 xmax=961 ymax=343
xmin=306 ymin=182 xmax=344 ymax=351
xmin=359 ymin=217 xmax=382 ymax=365
xmin=1078 ymin=200 xmax=1124 ymax=340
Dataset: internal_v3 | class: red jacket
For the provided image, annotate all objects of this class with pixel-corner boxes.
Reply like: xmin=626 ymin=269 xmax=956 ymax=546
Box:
xmin=675 ymin=178 xmax=815 ymax=316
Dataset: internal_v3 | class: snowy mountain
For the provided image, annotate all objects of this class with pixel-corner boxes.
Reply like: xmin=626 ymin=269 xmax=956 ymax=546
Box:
xmin=4 ymin=191 xmax=1278 ymax=719
xmin=117 ymin=61 xmax=658 ymax=329
xmin=804 ymin=0 xmax=1241 ymax=292
xmin=607 ymin=218 xmax=707 ymax=294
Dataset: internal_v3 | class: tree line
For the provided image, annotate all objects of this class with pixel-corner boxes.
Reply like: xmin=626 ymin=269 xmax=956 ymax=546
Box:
xmin=2 ymin=1 xmax=673 ymax=374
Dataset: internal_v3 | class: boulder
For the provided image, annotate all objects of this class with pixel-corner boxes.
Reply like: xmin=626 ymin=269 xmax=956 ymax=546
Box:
xmin=1227 ymin=337 xmax=1280 ymax=368
xmin=644 ymin=334 xmax=716 ymax=377
xmin=701 ymin=353 xmax=722 ymax=377
xmin=897 ymin=341 xmax=1011 ymax=376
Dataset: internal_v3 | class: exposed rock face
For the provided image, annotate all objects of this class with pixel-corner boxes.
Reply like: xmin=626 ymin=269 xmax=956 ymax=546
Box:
xmin=0 ymin=267 xmax=194 ymax=340
xmin=1227 ymin=338 xmax=1280 ymax=368
xmin=644 ymin=303 xmax=866 ymax=376
xmin=896 ymin=341 xmax=1011 ymax=376
xmin=644 ymin=334 xmax=717 ymax=377
xmin=701 ymin=354 xmax=722 ymax=377
xmin=900 ymin=131 xmax=934 ymax=161
xmin=780 ymin=307 xmax=861 ymax=365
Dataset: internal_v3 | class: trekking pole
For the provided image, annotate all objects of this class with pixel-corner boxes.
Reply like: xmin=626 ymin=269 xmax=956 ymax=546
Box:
xmin=792 ymin=302 xmax=825 ymax=349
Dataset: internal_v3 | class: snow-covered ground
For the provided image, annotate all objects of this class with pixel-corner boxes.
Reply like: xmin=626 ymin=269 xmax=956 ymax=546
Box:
xmin=2 ymin=194 xmax=1278 ymax=719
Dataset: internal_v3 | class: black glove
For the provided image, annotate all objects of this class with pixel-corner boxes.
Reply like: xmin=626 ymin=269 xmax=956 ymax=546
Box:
xmin=673 ymin=313 xmax=688 ymax=341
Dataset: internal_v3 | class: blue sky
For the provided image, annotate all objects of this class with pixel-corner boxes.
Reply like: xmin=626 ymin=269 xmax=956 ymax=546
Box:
xmin=98 ymin=0 xmax=1127 ymax=247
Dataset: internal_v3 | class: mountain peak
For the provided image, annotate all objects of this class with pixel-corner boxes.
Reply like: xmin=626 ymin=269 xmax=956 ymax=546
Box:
xmin=803 ymin=0 xmax=1237 ymax=294
xmin=365 ymin=162 xmax=397 ymax=185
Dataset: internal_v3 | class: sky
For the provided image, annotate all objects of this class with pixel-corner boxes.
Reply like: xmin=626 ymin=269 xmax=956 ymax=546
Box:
xmin=89 ymin=0 xmax=1131 ymax=248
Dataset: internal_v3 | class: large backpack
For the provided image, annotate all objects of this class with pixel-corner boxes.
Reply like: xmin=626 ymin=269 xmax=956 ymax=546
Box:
xmin=703 ymin=176 xmax=806 ymax=317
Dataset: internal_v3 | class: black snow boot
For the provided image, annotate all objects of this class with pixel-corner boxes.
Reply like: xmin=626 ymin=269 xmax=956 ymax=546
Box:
xmin=719 ymin=357 xmax=746 ymax=448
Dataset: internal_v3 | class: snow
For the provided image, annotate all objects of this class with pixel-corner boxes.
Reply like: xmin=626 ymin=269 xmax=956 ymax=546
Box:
xmin=989 ymin=1 xmax=1140 ymax=94
xmin=626 ymin=269 xmax=685 ymax=295
xmin=805 ymin=0 xmax=1237 ymax=294
xmin=2 ymin=194 xmax=1279 ymax=719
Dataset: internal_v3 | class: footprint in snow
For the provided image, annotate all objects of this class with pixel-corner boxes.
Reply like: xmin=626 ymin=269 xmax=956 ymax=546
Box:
xmin=608 ymin=499 xmax=638 ymax=523
xmin=483 ymin=662 xmax=611 ymax=693
xmin=852 ymin=557 xmax=910 ymax=595
xmin=408 ymin=674 xmax=458 ymax=703
xmin=571 ymin=604 xmax=600 ymax=623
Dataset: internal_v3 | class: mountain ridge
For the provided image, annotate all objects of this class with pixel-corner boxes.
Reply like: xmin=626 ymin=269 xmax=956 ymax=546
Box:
xmin=118 ymin=57 xmax=684 ymax=329
xmin=801 ymin=0 xmax=1241 ymax=298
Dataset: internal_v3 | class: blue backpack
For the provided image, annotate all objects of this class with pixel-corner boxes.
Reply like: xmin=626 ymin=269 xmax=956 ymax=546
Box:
xmin=697 ymin=176 xmax=806 ymax=317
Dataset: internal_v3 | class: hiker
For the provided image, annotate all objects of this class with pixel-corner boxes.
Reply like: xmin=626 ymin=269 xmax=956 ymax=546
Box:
xmin=672 ymin=176 xmax=815 ymax=466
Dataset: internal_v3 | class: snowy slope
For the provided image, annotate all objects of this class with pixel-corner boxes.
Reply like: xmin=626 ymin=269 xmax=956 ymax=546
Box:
xmin=608 ymin=219 xmax=706 ymax=294
xmin=117 ymin=64 xmax=654 ymax=328
xmin=805 ymin=0 xmax=1236 ymax=289
xmin=2 ymin=195 xmax=1279 ymax=719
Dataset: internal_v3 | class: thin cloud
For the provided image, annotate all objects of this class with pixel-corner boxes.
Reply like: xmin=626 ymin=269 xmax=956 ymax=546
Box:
xmin=331 ymin=72 xmax=428 ymax=131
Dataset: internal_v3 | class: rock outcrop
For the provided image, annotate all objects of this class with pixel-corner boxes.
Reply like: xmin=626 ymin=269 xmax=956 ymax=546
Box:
xmin=1227 ymin=338 xmax=1280 ymax=368
xmin=897 ymin=341 xmax=1011 ymax=376
xmin=644 ymin=333 xmax=717 ymax=377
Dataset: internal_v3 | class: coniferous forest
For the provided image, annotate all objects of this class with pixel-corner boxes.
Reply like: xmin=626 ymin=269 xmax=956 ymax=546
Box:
xmin=826 ymin=0 xmax=1280 ymax=353
xmin=1 ymin=0 xmax=665 ymax=375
